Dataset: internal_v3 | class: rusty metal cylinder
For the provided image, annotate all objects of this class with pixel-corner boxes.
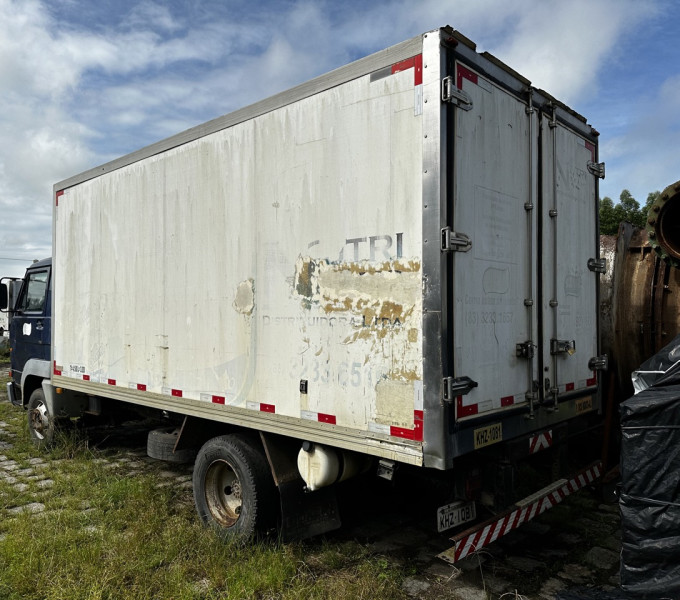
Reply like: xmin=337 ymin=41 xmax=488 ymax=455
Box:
xmin=602 ymin=180 xmax=680 ymax=397
xmin=647 ymin=179 xmax=680 ymax=268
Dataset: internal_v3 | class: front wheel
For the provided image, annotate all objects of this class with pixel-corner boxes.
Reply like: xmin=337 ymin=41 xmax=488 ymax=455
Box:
xmin=27 ymin=388 xmax=57 ymax=448
xmin=193 ymin=434 xmax=277 ymax=539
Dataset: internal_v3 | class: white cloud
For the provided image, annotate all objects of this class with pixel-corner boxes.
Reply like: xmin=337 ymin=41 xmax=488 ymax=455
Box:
xmin=0 ymin=0 xmax=673 ymax=278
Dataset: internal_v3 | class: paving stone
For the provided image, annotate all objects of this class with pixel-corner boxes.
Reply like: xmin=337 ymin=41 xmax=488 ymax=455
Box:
xmin=16 ymin=468 xmax=34 ymax=476
xmin=506 ymin=556 xmax=546 ymax=572
xmin=37 ymin=479 xmax=54 ymax=488
xmin=28 ymin=458 xmax=47 ymax=466
xmin=13 ymin=483 xmax=28 ymax=492
xmin=601 ymin=534 xmax=622 ymax=553
xmin=158 ymin=470 xmax=179 ymax=478
xmin=447 ymin=584 xmax=489 ymax=600
xmin=557 ymin=563 xmax=595 ymax=585
xmin=454 ymin=553 xmax=487 ymax=573
xmin=584 ymin=547 xmax=619 ymax=570
xmin=425 ymin=561 xmax=460 ymax=579
xmin=3 ymin=476 xmax=17 ymax=484
xmin=483 ymin=574 xmax=515 ymax=596
xmin=538 ymin=577 xmax=567 ymax=599
xmin=542 ymin=547 xmax=570 ymax=559
xmin=8 ymin=502 xmax=45 ymax=515
xmin=402 ymin=576 xmax=431 ymax=597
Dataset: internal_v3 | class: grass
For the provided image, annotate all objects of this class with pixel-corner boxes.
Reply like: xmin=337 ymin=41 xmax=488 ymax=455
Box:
xmin=0 ymin=375 xmax=409 ymax=600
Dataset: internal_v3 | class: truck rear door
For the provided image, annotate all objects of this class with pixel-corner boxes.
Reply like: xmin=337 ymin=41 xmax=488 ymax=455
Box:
xmin=448 ymin=60 xmax=538 ymax=422
xmin=444 ymin=46 xmax=601 ymax=437
xmin=540 ymin=110 xmax=600 ymax=405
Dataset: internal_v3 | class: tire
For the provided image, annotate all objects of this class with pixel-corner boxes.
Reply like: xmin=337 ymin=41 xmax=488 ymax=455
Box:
xmin=147 ymin=427 xmax=198 ymax=464
xmin=27 ymin=388 xmax=57 ymax=448
xmin=193 ymin=434 xmax=277 ymax=539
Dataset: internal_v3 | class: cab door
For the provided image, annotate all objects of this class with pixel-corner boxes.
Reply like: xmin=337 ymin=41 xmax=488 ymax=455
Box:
xmin=10 ymin=266 xmax=51 ymax=383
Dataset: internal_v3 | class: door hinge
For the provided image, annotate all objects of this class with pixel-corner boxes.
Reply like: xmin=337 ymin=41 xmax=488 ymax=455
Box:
xmin=441 ymin=76 xmax=473 ymax=110
xmin=551 ymin=339 xmax=576 ymax=356
xmin=443 ymin=376 xmax=478 ymax=403
xmin=587 ymin=161 xmax=605 ymax=179
xmin=588 ymin=355 xmax=608 ymax=371
xmin=516 ymin=341 xmax=536 ymax=359
xmin=588 ymin=257 xmax=607 ymax=273
xmin=441 ymin=227 xmax=472 ymax=252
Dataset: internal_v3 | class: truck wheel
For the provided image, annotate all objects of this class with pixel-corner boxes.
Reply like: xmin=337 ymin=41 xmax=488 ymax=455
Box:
xmin=27 ymin=388 xmax=57 ymax=448
xmin=147 ymin=427 xmax=197 ymax=464
xmin=193 ymin=434 xmax=276 ymax=539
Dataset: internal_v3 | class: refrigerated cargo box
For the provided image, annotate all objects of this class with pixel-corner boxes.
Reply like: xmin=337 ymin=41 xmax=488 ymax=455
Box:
xmin=45 ymin=26 xmax=605 ymax=547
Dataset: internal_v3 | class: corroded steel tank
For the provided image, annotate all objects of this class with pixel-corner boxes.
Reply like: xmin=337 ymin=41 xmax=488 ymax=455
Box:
xmin=601 ymin=180 xmax=680 ymax=398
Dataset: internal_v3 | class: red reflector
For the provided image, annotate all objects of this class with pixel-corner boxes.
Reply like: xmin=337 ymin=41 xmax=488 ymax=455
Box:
xmin=456 ymin=396 xmax=478 ymax=418
xmin=390 ymin=425 xmax=416 ymax=440
xmin=501 ymin=396 xmax=514 ymax=407
xmin=83 ymin=375 xmax=90 ymax=381
xmin=171 ymin=389 xmax=182 ymax=397
xmin=212 ymin=395 xmax=225 ymax=404
xmin=261 ymin=403 xmax=275 ymax=413
xmin=108 ymin=379 xmax=116 ymax=386
xmin=566 ymin=382 xmax=575 ymax=392
xmin=318 ymin=413 xmax=336 ymax=424
xmin=457 ymin=64 xmax=478 ymax=88
xmin=137 ymin=384 xmax=147 ymax=391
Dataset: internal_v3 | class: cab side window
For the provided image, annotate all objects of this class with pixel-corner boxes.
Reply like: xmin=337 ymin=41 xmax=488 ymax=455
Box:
xmin=18 ymin=270 xmax=49 ymax=313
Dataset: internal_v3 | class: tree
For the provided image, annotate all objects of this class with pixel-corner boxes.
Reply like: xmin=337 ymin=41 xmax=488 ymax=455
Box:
xmin=599 ymin=196 xmax=622 ymax=235
xmin=598 ymin=189 xmax=657 ymax=234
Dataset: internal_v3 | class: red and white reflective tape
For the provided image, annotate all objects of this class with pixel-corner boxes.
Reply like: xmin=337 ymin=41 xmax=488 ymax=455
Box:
xmin=301 ymin=410 xmax=337 ymax=425
xmin=529 ymin=430 xmax=553 ymax=454
xmin=246 ymin=401 xmax=275 ymax=414
xmin=444 ymin=461 xmax=602 ymax=564
xmin=456 ymin=393 xmax=524 ymax=419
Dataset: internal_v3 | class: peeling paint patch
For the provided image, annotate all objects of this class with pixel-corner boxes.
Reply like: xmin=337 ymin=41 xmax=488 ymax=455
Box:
xmin=294 ymin=257 xmax=421 ymax=328
xmin=375 ymin=379 xmax=416 ymax=429
xmin=293 ymin=256 xmax=423 ymax=384
xmin=233 ymin=279 xmax=255 ymax=315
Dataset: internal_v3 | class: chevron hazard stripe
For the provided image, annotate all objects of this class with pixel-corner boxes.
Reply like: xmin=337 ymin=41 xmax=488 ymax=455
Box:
xmin=438 ymin=461 xmax=603 ymax=565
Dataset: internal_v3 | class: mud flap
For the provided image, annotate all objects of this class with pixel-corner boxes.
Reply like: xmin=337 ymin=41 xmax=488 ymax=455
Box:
xmin=260 ymin=432 xmax=341 ymax=540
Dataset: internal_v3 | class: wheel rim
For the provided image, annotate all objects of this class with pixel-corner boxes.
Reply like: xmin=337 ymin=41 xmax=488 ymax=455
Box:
xmin=204 ymin=459 xmax=242 ymax=527
xmin=29 ymin=401 xmax=50 ymax=440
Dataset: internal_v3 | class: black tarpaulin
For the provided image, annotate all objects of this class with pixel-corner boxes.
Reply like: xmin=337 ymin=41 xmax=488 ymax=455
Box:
xmin=620 ymin=335 xmax=680 ymax=596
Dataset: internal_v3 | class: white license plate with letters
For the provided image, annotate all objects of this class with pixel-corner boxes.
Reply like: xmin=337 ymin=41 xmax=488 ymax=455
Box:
xmin=437 ymin=500 xmax=476 ymax=533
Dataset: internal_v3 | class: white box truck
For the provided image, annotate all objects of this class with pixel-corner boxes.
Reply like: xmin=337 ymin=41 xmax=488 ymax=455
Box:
xmin=3 ymin=27 xmax=607 ymax=559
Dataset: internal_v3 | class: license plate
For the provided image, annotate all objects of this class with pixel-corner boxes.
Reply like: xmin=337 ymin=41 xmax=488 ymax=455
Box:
xmin=473 ymin=422 xmax=502 ymax=449
xmin=437 ymin=500 xmax=476 ymax=533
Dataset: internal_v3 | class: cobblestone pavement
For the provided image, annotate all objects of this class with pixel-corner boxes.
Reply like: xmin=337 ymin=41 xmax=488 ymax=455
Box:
xmin=0 ymin=381 xmax=622 ymax=600
xmin=334 ymin=472 xmax=622 ymax=599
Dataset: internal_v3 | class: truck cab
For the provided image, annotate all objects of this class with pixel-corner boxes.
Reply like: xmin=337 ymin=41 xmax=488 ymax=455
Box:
xmin=1 ymin=257 xmax=52 ymax=407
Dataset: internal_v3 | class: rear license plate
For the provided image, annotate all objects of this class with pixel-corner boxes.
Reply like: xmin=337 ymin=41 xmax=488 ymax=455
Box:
xmin=437 ymin=500 xmax=476 ymax=533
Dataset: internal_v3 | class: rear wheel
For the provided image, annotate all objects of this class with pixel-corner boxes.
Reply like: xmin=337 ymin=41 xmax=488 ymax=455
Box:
xmin=193 ymin=434 xmax=277 ymax=539
xmin=27 ymin=388 xmax=57 ymax=448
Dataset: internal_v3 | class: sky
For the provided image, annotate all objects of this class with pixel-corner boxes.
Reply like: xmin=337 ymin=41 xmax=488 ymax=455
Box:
xmin=0 ymin=0 xmax=678 ymax=278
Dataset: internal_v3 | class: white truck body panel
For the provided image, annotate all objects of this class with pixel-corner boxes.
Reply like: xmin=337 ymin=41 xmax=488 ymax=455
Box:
xmin=52 ymin=28 xmax=602 ymax=469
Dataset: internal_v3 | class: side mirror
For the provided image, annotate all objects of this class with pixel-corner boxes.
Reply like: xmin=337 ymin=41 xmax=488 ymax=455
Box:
xmin=0 ymin=282 xmax=7 ymax=311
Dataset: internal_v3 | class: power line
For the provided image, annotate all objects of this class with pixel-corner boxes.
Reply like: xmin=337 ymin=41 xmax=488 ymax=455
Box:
xmin=0 ymin=257 xmax=37 ymax=262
